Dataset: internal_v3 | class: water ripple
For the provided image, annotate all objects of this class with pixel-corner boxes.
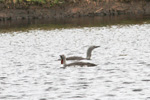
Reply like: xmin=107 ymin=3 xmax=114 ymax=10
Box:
xmin=1 ymin=24 xmax=150 ymax=100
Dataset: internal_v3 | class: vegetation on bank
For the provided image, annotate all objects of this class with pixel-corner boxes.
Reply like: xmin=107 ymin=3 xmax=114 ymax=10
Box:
xmin=0 ymin=0 xmax=150 ymax=8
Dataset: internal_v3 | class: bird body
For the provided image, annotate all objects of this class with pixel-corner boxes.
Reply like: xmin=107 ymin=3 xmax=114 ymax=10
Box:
xmin=60 ymin=55 xmax=97 ymax=67
xmin=66 ymin=56 xmax=85 ymax=60
xmin=66 ymin=62 xmax=96 ymax=67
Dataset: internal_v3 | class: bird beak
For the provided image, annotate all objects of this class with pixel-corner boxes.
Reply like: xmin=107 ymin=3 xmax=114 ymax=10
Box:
xmin=95 ymin=46 xmax=100 ymax=48
xmin=60 ymin=55 xmax=63 ymax=59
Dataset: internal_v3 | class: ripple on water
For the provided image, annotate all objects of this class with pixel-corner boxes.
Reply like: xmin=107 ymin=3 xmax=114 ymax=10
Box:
xmin=146 ymin=97 xmax=150 ymax=100
xmin=146 ymin=64 xmax=150 ymax=67
xmin=105 ymin=94 xmax=116 ymax=97
xmin=1 ymin=24 xmax=150 ymax=100
xmin=44 ymin=81 xmax=53 ymax=85
xmin=105 ymin=80 xmax=113 ymax=83
xmin=0 ymin=95 xmax=19 ymax=100
xmin=69 ymin=95 xmax=86 ymax=99
xmin=141 ymin=79 xmax=150 ymax=82
xmin=132 ymin=89 xmax=143 ymax=92
xmin=45 ymin=87 xmax=59 ymax=91
xmin=70 ymin=81 xmax=90 ymax=90
xmin=104 ymin=62 xmax=114 ymax=65
xmin=0 ymin=77 xmax=7 ymax=80
xmin=39 ymin=98 xmax=47 ymax=100
xmin=122 ymin=82 xmax=135 ymax=84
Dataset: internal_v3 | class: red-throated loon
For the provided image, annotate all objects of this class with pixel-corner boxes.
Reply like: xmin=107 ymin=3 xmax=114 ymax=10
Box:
xmin=66 ymin=46 xmax=100 ymax=60
xmin=60 ymin=55 xmax=97 ymax=67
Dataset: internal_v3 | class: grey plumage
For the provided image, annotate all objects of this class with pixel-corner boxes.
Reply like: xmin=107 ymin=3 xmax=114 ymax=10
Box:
xmin=66 ymin=56 xmax=85 ymax=60
xmin=66 ymin=62 xmax=96 ymax=67
xmin=60 ymin=55 xmax=97 ymax=67
xmin=66 ymin=46 xmax=100 ymax=60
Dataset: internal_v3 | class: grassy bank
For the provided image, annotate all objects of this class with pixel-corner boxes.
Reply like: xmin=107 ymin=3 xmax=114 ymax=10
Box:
xmin=0 ymin=0 xmax=150 ymax=9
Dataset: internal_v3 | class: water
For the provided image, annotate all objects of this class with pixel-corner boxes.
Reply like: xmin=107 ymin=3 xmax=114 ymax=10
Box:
xmin=0 ymin=15 xmax=150 ymax=32
xmin=1 ymin=19 xmax=150 ymax=100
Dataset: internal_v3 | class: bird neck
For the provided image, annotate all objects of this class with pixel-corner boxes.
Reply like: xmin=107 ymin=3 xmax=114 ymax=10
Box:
xmin=86 ymin=48 xmax=92 ymax=60
xmin=62 ymin=58 xmax=66 ymax=67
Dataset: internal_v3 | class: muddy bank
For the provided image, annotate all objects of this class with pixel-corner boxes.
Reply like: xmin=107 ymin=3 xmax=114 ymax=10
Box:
xmin=0 ymin=1 xmax=150 ymax=21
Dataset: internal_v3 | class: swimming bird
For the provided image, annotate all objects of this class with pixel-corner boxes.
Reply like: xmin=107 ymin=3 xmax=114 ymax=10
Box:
xmin=66 ymin=46 xmax=100 ymax=60
xmin=60 ymin=55 xmax=97 ymax=67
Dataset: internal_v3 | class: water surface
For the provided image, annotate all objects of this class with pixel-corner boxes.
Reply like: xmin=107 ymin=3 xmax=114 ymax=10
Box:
xmin=0 ymin=15 xmax=150 ymax=32
xmin=0 ymin=23 xmax=150 ymax=100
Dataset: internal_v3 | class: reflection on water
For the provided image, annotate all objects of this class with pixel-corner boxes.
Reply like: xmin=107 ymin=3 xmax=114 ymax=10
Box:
xmin=0 ymin=15 xmax=150 ymax=32
xmin=0 ymin=23 xmax=150 ymax=100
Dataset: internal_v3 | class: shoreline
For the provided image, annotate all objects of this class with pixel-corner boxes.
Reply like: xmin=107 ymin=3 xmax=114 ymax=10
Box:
xmin=0 ymin=1 xmax=150 ymax=21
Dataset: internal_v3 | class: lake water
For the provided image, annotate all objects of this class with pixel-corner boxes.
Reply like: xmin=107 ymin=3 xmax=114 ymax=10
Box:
xmin=0 ymin=16 xmax=150 ymax=100
xmin=0 ymin=15 xmax=150 ymax=32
